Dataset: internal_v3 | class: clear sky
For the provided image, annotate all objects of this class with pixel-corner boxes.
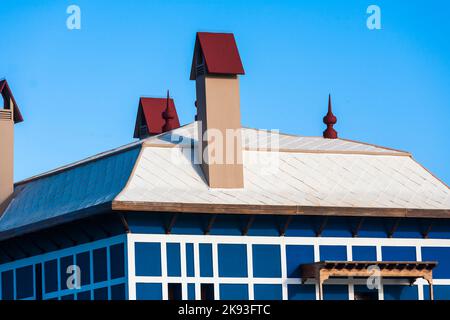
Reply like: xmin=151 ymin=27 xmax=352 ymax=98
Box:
xmin=1 ymin=0 xmax=449 ymax=184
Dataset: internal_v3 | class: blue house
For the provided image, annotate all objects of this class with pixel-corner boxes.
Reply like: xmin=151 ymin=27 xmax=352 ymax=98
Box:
xmin=0 ymin=33 xmax=449 ymax=301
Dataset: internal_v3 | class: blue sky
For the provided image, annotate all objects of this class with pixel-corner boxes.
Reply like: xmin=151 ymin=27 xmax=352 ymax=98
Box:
xmin=1 ymin=0 xmax=449 ymax=184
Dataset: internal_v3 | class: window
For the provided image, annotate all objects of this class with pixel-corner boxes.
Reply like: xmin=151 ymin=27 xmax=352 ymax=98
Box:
xmin=287 ymin=284 xmax=316 ymax=300
xmin=111 ymin=284 xmax=126 ymax=300
xmin=422 ymin=247 xmax=450 ymax=279
xmin=93 ymin=287 xmax=108 ymax=300
xmin=320 ymin=246 xmax=347 ymax=261
xmin=186 ymin=243 xmax=195 ymax=277
xmin=135 ymin=242 xmax=162 ymax=276
xmin=136 ymin=283 xmax=162 ymax=300
xmin=93 ymin=248 xmax=108 ymax=283
xmin=252 ymin=245 xmax=281 ymax=278
xmin=218 ymin=244 xmax=247 ymax=277
xmin=188 ymin=283 xmax=195 ymax=300
xmin=286 ymin=245 xmax=314 ymax=278
xmin=44 ymin=259 xmax=58 ymax=293
xmin=35 ymin=264 xmax=43 ymax=300
xmin=199 ymin=244 xmax=213 ymax=277
xmin=254 ymin=284 xmax=282 ymax=300
xmin=110 ymin=243 xmax=125 ymax=279
xmin=77 ymin=290 xmax=91 ymax=300
xmin=16 ymin=266 xmax=34 ymax=299
xmin=352 ymin=246 xmax=377 ymax=261
xmin=354 ymin=285 xmax=378 ymax=300
xmin=168 ymin=283 xmax=182 ymax=300
xmin=382 ymin=247 xmax=416 ymax=261
xmin=1 ymin=270 xmax=14 ymax=300
xmin=76 ymin=251 xmax=91 ymax=286
xmin=219 ymin=284 xmax=248 ymax=300
xmin=201 ymin=284 xmax=214 ymax=300
xmin=166 ymin=243 xmax=181 ymax=277
xmin=323 ymin=285 xmax=349 ymax=300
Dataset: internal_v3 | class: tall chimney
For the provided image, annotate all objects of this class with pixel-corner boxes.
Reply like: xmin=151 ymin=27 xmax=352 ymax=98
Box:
xmin=0 ymin=80 xmax=23 ymax=206
xmin=190 ymin=32 xmax=245 ymax=188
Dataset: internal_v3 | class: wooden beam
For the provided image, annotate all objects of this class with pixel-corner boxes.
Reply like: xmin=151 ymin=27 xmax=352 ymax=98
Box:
xmin=242 ymin=215 xmax=255 ymax=236
xmin=204 ymin=214 xmax=217 ymax=235
xmin=388 ymin=218 xmax=402 ymax=238
xmin=166 ymin=213 xmax=179 ymax=234
xmin=279 ymin=216 xmax=293 ymax=236
xmin=120 ymin=213 xmax=130 ymax=233
xmin=112 ymin=201 xmax=450 ymax=219
xmin=316 ymin=217 xmax=329 ymax=237
xmin=422 ymin=221 xmax=433 ymax=239
xmin=352 ymin=217 xmax=365 ymax=237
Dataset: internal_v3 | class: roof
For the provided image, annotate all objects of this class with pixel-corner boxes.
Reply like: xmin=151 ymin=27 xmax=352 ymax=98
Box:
xmin=1 ymin=122 xmax=449 ymax=240
xmin=133 ymin=97 xmax=180 ymax=138
xmin=0 ymin=144 xmax=141 ymax=240
xmin=190 ymin=32 xmax=245 ymax=80
xmin=0 ymin=79 xmax=24 ymax=123
xmin=114 ymin=122 xmax=450 ymax=216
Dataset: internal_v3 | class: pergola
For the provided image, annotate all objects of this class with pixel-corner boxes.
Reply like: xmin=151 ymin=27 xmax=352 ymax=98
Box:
xmin=300 ymin=261 xmax=438 ymax=300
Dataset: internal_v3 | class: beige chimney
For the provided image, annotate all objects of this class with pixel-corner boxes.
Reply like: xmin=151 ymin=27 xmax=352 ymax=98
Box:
xmin=0 ymin=80 xmax=23 ymax=206
xmin=190 ymin=32 xmax=245 ymax=189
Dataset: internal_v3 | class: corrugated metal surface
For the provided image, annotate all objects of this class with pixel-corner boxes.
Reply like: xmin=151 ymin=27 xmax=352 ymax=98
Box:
xmin=115 ymin=146 xmax=450 ymax=210
xmin=0 ymin=146 xmax=141 ymax=235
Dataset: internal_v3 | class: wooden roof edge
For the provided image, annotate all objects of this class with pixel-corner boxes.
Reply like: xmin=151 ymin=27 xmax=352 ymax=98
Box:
xmin=300 ymin=261 xmax=439 ymax=271
xmin=111 ymin=201 xmax=450 ymax=219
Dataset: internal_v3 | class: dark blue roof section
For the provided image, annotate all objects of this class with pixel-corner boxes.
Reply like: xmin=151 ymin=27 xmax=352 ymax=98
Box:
xmin=0 ymin=145 xmax=141 ymax=239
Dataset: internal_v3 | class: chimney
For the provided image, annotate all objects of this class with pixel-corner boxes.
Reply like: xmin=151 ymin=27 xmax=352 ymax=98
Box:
xmin=0 ymin=80 xmax=23 ymax=206
xmin=133 ymin=94 xmax=180 ymax=139
xmin=190 ymin=32 xmax=245 ymax=188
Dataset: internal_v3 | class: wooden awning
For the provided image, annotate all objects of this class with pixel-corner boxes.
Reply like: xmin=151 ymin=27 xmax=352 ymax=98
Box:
xmin=300 ymin=261 xmax=438 ymax=300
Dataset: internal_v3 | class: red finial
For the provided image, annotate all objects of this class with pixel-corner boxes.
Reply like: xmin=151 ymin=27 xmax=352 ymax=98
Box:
xmin=163 ymin=90 xmax=177 ymax=132
xmin=323 ymin=94 xmax=338 ymax=139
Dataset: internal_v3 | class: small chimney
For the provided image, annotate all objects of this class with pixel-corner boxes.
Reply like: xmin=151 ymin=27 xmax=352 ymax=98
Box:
xmin=323 ymin=94 xmax=338 ymax=139
xmin=0 ymin=80 xmax=23 ymax=206
xmin=133 ymin=94 xmax=180 ymax=139
xmin=190 ymin=32 xmax=245 ymax=188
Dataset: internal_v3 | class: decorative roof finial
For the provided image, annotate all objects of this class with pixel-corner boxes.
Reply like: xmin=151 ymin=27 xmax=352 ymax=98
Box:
xmin=323 ymin=94 xmax=338 ymax=139
xmin=163 ymin=90 xmax=177 ymax=132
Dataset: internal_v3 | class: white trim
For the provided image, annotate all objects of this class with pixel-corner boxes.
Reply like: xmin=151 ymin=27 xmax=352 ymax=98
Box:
xmin=161 ymin=241 xmax=168 ymax=300
xmin=247 ymin=243 xmax=254 ymax=300
xmin=212 ymin=242 xmax=219 ymax=300
xmin=193 ymin=242 xmax=201 ymax=300
xmin=280 ymin=240 xmax=288 ymax=300
xmin=126 ymin=234 xmax=136 ymax=300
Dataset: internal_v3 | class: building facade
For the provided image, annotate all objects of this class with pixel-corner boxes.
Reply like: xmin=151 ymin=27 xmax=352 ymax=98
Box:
xmin=0 ymin=33 xmax=449 ymax=301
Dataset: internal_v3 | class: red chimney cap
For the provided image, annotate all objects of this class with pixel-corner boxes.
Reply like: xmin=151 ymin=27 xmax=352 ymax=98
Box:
xmin=190 ymin=32 xmax=245 ymax=80
xmin=133 ymin=96 xmax=180 ymax=139
xmin=323 ymin=94 xmax=338 ymax=139
xmin=0 ymin=79 xmax=23 ymax=123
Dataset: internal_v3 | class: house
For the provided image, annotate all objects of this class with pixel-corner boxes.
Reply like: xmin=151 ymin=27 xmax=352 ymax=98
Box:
xmin=0 ymin=32 xmax=449 ymax=301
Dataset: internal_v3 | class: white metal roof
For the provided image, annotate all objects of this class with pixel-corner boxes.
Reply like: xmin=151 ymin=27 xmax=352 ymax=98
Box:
xmin=144 ymin=122 xmax=408 ymax=155
xmin=115 ymin=146 xmax=450 ymax=210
